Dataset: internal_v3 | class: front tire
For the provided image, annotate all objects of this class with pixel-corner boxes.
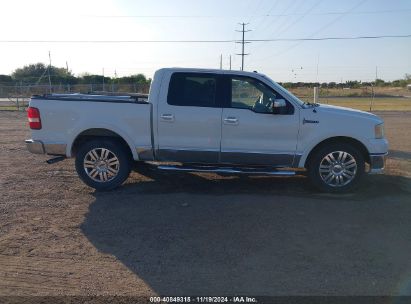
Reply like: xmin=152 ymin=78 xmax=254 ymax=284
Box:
xmin=75 ymin=138 xmax=131 ymax=191
xmin=307 ymin=143 xmax=365 ymax=193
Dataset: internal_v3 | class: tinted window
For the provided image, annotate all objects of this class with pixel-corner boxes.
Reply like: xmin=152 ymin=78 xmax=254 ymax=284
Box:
xmin=168 ymin=73 xmax=217 ymax=107
xmin=231 ymin=77 xmax=278 ymax=113
xmin=231 ymin=76 xmax=294 ymax=114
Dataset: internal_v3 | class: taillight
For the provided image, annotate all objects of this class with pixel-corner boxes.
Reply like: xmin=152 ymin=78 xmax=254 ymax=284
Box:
xmin=27 ymin=107 xmax=42 ymax=130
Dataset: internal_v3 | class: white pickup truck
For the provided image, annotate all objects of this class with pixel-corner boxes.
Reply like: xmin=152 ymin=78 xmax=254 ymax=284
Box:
xmin=26 ymin=68 xmax=388 ymax=192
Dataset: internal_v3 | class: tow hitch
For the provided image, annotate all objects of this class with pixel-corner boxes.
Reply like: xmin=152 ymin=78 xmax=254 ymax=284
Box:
xmin=46 ymin=156 xmax=66 ymax=164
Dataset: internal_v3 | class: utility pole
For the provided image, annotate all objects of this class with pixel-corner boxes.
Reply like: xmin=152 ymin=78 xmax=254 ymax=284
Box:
xmin=102 ymin=68 xmax=105 ymax=91
xmin=113 ymin=69 xmax=118 ymax=92
xmin=65 ymin=61 xmax=69 ymax=93
xmin=48 ymin=51 xmax=52 ymax=93
xmin=236 ymin=23 xmax=251 ymax=71
xmin=229 ymin=55 xmax=232 ymax=70
xmin=370 ymin=66 xmax=378 ymax=112
xmin=219 ymin=54 xmax=222 ymax=69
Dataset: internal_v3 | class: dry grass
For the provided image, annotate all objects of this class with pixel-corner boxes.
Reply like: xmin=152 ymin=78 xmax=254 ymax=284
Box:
xmin=318 ymin=97 xmax=411 ymax=111
xmin=289 ymin=86 xmax=411 ymax=98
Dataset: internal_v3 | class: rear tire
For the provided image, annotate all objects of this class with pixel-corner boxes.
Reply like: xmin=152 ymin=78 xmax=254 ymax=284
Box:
xmin=75 ymin=138 xmax=131 ymax=191
xmin=307 ymin=143 xmax=365 ymax=193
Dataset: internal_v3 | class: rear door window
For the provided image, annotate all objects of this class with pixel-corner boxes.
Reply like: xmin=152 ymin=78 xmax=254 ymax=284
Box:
xmin=167 ymin=73 xmax=217 ymax=107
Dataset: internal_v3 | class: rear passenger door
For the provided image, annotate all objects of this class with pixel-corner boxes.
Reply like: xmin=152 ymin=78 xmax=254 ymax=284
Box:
xmin=157 ymin=72 xmax=223 ymax=163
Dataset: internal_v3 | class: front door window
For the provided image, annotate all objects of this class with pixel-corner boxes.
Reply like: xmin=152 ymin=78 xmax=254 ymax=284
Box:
xmin=231 ymin=77 xmax=277 ymax=114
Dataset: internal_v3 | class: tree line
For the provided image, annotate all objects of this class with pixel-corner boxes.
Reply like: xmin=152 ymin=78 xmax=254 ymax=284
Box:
xmin=0 ymin=63 xmax=410 ymax=89
xmin=280 ymin=75 xmax=411 ymax=89
xmin=0 ymin=63 xmax=151 ymax=86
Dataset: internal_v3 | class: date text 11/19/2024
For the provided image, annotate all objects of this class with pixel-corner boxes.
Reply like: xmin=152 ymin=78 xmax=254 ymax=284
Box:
xmin=149 ymin=296 xmax=257 ymax=303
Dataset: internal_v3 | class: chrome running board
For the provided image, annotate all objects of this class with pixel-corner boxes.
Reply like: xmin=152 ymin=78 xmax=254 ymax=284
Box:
xmin=156 ymin=164 xmax=296 ymax=176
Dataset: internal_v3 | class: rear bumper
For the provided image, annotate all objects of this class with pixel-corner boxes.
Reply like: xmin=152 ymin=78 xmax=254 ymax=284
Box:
xmin=368 ymin=152 xmax=387 ymax=174
xmin=25 ymin=139 xmax=66 ymax=155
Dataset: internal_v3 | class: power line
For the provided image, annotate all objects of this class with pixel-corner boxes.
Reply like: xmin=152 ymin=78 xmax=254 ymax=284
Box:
xmin=82 ymin=8 xmax=411 ymax=18
xmin=244 ymin=0 xmax=279 ymax=52
xmin=253 ymin=1 xmax=294 ymax=38
xmin=253 ymin=8 xmax=411 ymax=17
xmin=244 ymin=0 xmax=281 ymax=67
xmin=1 ymin=34 xmax=410 ymax=44
xmin=271 ymin=0 xmax=323 ymax=38
xmin=245 ymin=0 xmax=265 ymax=24
xmin=267 ymin=0 xmax=305 ymax=35
xmin=0 ymin=39 xmax=236 ymax=43
xmin=255 ymin=0 xmax=369 ymax=62
xmin=248 ymin=0 xmax=323 ymax=64
xmin=247 ymin=34 xmax=411 ymax=42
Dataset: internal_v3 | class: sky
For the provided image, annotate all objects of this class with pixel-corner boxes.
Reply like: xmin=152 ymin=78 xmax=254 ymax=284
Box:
xmin=0 ymin=0 xmax=410 ymax=83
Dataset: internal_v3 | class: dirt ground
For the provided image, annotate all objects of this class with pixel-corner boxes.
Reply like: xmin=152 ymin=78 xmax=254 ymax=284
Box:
xmin=0 ymin=111 xmax=411 ymax=296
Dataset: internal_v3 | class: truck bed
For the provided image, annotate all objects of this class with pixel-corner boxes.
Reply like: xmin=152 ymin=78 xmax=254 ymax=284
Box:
xmin=28 ymin=93 xmax=153 ymax=159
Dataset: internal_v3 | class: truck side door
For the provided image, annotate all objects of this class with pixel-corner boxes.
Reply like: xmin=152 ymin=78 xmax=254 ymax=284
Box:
xmin=157 ymin=72 xmax=223 ymax=163
xmin=220 ymin=75 xmax=300 ymax=166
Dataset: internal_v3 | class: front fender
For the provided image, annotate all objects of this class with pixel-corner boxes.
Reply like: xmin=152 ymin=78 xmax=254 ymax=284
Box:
xmin=297 ymin=134 xmax=371 ymax=168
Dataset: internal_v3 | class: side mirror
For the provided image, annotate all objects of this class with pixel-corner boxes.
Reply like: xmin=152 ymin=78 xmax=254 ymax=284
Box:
xmin=273 ymin=99 xmax=286 ymax=108
xmin=272 ymin=99 xmax=286 ymax=114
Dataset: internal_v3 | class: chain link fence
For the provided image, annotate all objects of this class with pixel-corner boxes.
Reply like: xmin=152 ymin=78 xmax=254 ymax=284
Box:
xmin=0 ymin=83 xmax=150 ymax=111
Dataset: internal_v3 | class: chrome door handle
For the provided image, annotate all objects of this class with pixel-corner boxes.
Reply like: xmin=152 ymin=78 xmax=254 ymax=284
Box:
xmin=160 ymin=114 xmax=174 ymax=122
xmin=224 ymin=117 xmax=238 ymax=125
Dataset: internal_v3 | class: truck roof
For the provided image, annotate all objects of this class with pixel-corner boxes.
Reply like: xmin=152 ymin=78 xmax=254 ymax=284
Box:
xmin=158 ymin=67 xmax=267 ymax=78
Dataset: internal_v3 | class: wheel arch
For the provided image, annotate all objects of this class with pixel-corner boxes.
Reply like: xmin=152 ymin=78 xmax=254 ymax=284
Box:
xmin=69 ymin=128 xmax=136 ymax=160
xmin=302 ymin=136 xmax=370 ymax=168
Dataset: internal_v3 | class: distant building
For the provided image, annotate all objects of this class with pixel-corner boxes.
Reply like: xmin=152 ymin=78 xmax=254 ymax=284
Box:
xmin=407 ymin=84 xmax=411 ymax=91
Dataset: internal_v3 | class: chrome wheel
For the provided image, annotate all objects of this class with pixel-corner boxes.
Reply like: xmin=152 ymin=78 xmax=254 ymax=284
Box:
xmin=83 ymin=148 xmax=120 ymax=183
xmin=319 ymin=151 xmax=357 ymax=187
